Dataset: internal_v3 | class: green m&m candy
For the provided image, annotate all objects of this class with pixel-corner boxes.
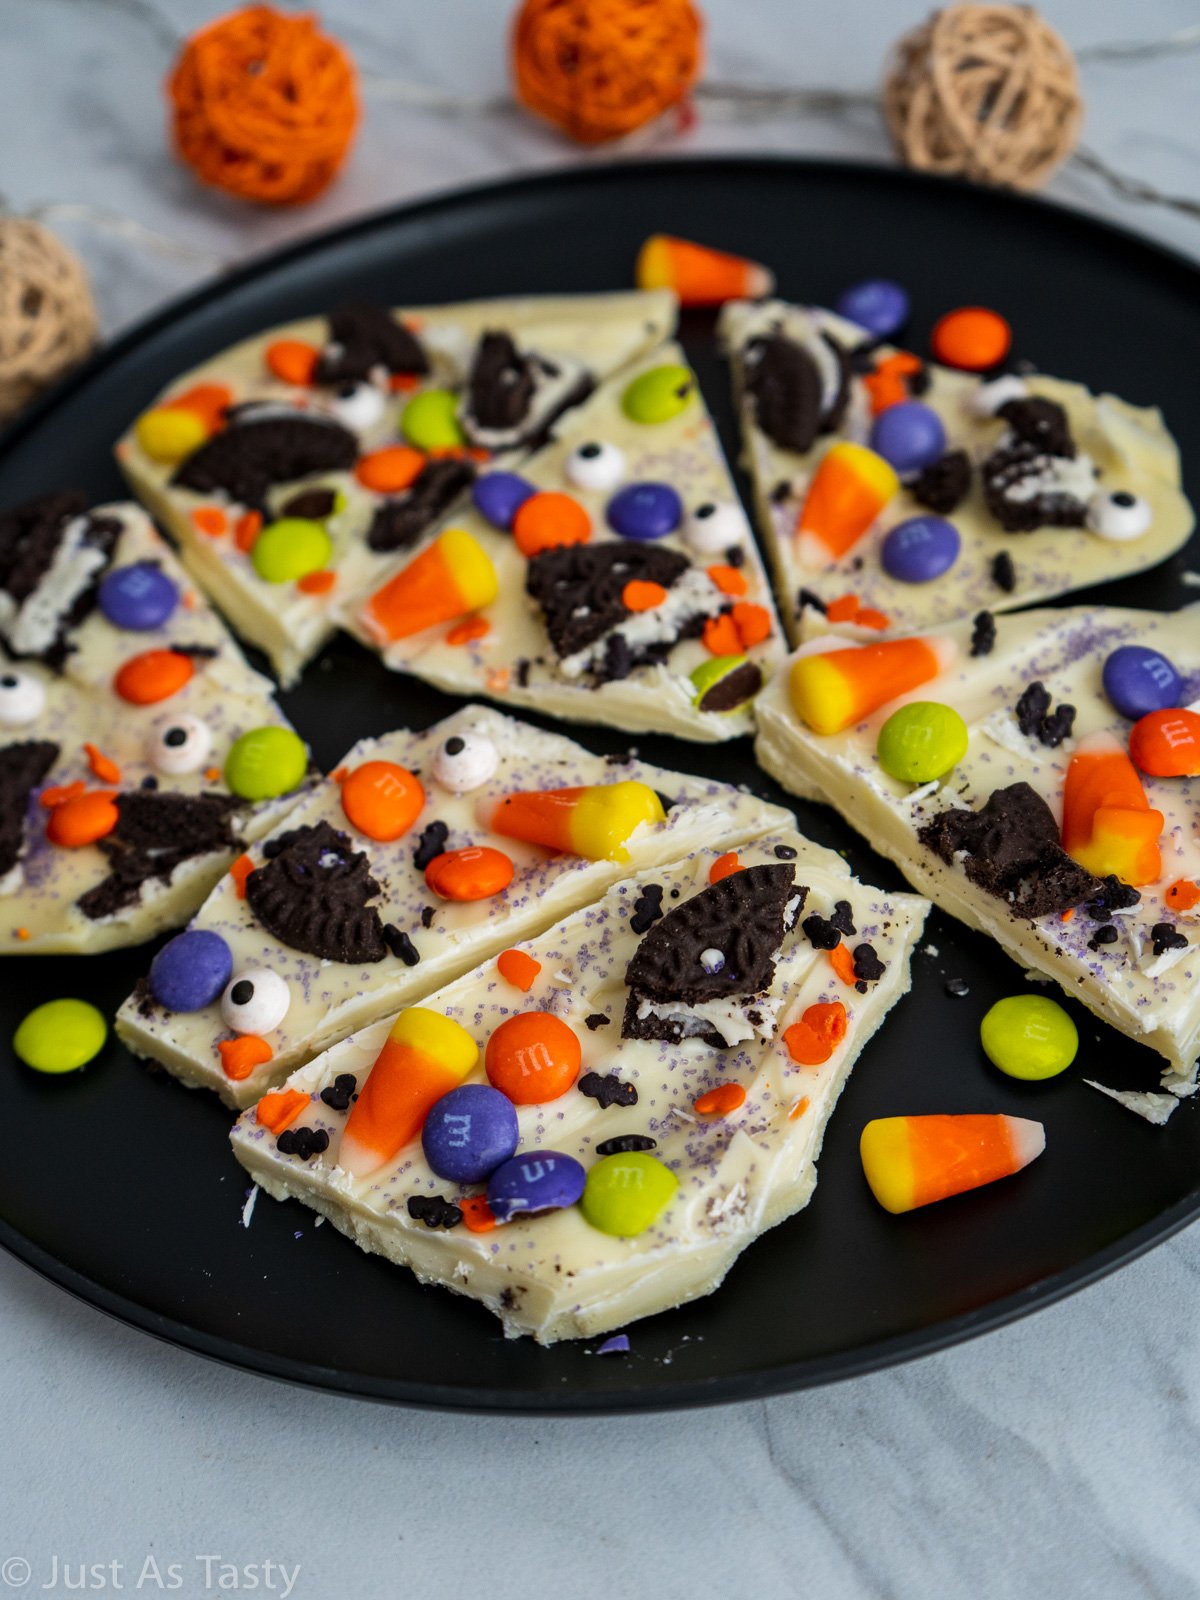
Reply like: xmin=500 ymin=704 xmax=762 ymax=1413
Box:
xmin=224 ymin=726 xmax=309 ymax=801
xmin=691 ymin=654 xmax=762 ymax=715
xmin=250 ymin=518 xmax=332 ymax=584
xmin=580 ymin=1151 xmax=679 ymax=1236
xmin=980 ymin=994 xmax=1078 ymax=1081
xmin=877 ymin=701 xmax=968 ymax=784
xmin=621 ymin=364 xmax=696 ymax=425
xmin=401 ymin=389 xmax=465 ymax=451
xmin=14 ymin=998 xmax=107 ymax=1074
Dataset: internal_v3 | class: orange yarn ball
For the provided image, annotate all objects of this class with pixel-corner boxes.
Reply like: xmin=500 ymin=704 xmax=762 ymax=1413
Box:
xmin=168 ymin=6 xmax=359 ymax=205
xmin=512 ymin=0 xmax=704 ymax=145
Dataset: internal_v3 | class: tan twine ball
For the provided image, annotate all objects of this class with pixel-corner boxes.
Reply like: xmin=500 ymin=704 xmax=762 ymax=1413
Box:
xmin=0 ymin=218 xmax=98 ymax=422
xmin=883 ymin=4 xmax=1084 ymax=190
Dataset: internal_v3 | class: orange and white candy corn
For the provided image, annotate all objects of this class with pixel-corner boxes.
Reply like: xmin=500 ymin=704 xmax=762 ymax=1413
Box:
xmin=795 ymin=442 xmax=899 ymax=567
xmin=635 ymin=234 xmax=774 ymax=307
xmin=789 ymin=635 xmax=954 ymax=736
xmin=860 ymin=1114 xmax=1045 ymax=1214
xmin=362 ymin=528 xmax=498 ymax=644
xmin=339 ymin=1009 xmax=479 ymax=1180
xmin=1061 ymin=732 xmax=1164 ymax=886
xmin=488 ymin=781 xmax=665 ymax=862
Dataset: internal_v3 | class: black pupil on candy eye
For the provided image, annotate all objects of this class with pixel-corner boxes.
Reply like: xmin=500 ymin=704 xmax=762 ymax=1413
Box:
xmin=579 ymin=443 xmax=601 ymax=458
xmin=338 ymin=382 xmax=358 ymax=398
xmin=444 ymin=737 xmax=465 ymax=756
xmin=1 ymin=674 xmax=17 ymax=688
xmin=231 ymin=980 xmax=254 ymax=1006
xmin=1112 ymin=492 xmax=1136 ymax=507
xmin=695 ymin=503 xmax=715 ymax=519
xmin=164 ymin=727 xmax=188 ymax=747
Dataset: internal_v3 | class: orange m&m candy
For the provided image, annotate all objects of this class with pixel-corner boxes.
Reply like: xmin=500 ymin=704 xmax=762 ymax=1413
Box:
xmin=45 ymin=790 xmax=119 ymax=848
xmin=340 ymin=761 xmax=424 ymax=842
xmin=265 ymin=339 xmax=318 ymax=386
xmin=930 ymin=307 xmax=1012 ymax=371
xmin=485 ymin=1011 xmax=581 ymax=1104
xmin=355 ymin=445 xmax=426 ymax=494
xmin=114 ymin=649 xmax=195 ymax=705
xmin=512 ymin=491 xmax=590 ymax=557
xmin=1129 ymin=708 xmax=1200 ymax=778
xmin=425 ymin=846 xmax=514 ymax=902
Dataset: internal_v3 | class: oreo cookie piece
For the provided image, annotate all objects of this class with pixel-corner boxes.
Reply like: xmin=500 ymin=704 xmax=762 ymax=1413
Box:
xmin=77 ymin=789 xmax=241 ymax=921
xmin=245 ymin=819 xmax=387 ymax=962
xmin=313 ymin=302 xmax=428 ymax=386
xmin=0 ymin=493 xmax=121 ymax=668
xmin=622 ymin=863 xmax=796 ymax=1046
xmin=744 ymin=333 xmax=823 ymax=454
xmin=996 ymin=397 xmax=1075 ymax=458
xmin=919 ymin=781 xmax=1101 ymax=919
xmin=278 ymin=487 xmax=338 ymax=521
xmin=0 ymin=740 xmax=59 ymax=879
xmin=526 ymin=540 xmax=692 ymax=661
xmin=465 ymin=331 xmax=536 ymax=433
xmin=172 ymin=411 xmax=358 ymax=512
xmin=366 ymin=458 xmax=476 ymax=554
xmin=911 ymin=449 xmax=971 ymax=515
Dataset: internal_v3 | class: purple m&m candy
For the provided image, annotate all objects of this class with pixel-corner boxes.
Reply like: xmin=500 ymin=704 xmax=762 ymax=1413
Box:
xmin=869 ymin=401 xmax=946 ymax=476
xmin=835 ymin=279 xmax=910 ymax=340
xmin=881 ymin=516 xmax=960 ymax=583
xmin=422 ymin=1083 xmax=519 ymax=1185
xmin=99 ymin=562 xmax=180 ymax=631
xmin=1102 ymin=645 xmax=1183 ymax=721
xmin=472 ymin=471 xmax=535 ymax=530
xmin=606 ymin=482 xmax=682 ymax=541
xmin=148 ymin=929 xmax=233 ymax=1012
xmin=486 ymin=1149 xmax=586 ymax=1222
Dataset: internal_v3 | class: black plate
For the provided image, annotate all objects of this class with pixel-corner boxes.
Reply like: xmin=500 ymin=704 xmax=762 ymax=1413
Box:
xmin=2 ymin=158 xmax=1199 ymax=1413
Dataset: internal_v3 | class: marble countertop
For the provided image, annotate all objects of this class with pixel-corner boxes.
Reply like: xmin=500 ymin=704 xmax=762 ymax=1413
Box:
xmin=3 ymin=1 xmax=1200 ymax=1595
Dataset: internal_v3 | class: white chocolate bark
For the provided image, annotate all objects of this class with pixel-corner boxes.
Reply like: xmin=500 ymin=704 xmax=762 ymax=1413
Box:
xmin=229 ymin=830 xmax=928 ymax=1343
xmin=117 ymin=292 xmax=677 ymax=684
xmin=720 ymin=299 xmax=1194 ymax=642
xmin=0 ymin=502 xmax=309 ymax=953
xmin=755 ymin=604 xmax=1200 ymax=1091
xmin=341 ymin=341 xmax=786 ymax=742
xmin=117 ymin=705 xmax=794 ymax=1107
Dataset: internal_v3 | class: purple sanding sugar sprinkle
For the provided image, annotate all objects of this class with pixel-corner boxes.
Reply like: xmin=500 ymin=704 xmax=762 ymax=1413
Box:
xmin=596 ymin=1334 xmax=630 ymax=1355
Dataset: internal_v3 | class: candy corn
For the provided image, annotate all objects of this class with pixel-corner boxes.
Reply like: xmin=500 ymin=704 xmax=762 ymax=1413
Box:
xmin=860 ymin=1114 xmax=1045 ymax=1214
xmin=339 ymin=1009 xmax=479 ymax=1180
xmin=795 ymin=443 xmax=899 ymax=566
xmin=488 ymin=781 xmax=666 ymax=862
xmin=1129 ymin=707 xmax=1200 ymax=778
xmin=635 ymin=234 xmax=774 ymax=307
xmin=789 ymin=636 xmax=953 ymax=736
xmin=363 ymin=529 xmax=498 ymax=644
xmin=1061 ymin=733 xmax=1164 ymax=886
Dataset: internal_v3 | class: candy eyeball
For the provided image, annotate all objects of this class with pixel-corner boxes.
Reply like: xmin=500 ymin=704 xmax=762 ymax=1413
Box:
xmin=220 ymin=968 xmax=291 ymax=1036
xmin=328 ymin=380 xmax=386 ymax=432
xmin=565 ymin=440 xmax=626 ymax=492
xmin=0 ymin=668 xmax=46 ymax=726
xmin=684 ymin=500 xmax=745 ymax=555
xmin=1088 ymin=490 xmax=1152 ymax=542
xmin=145 ymin=715 xmax=212 ymax=774
xmin=432 ymin=730 xmax=499 ymax=794
xmin=699 ymin=947 xmax=726 ymax=975
xmin=969 ymin=373 xmax=1028 ymax=418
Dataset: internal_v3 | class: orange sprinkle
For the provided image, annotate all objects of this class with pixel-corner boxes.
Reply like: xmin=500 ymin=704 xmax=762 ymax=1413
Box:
xmin=706 ymin=563 xmax=748 ymax=598
xmin=298 ymin=568 xmax=337 ymax=595
xmin=218 ymin=1035 xmax=273 ymax=1081
xmin=191 ymin=505 xmax=228 ymax=538
xmin=622 ymin=579 xmax=668 ymax=612
xmin=171 ymin=382 xmax=232 ymax=432
xmin=829 ymin=943 xmax=858 ymax=986
xmin=229 ymin=853 xmax=255 ymax=898
xmin=825 ymin=593 xmax=861 ymax=623
xmin=204 ymin=766 xmax=222 ymax=783
xmin=182 ymin=589 xmax=198 ymax=610
xmin=785 ymin=1000 xmax=849 ymax=1065
xmin=340 ymin=760 xmax=424 ymax=842
xmin=485 ymin=666 xmax=511 ymax=695
xmin=708 ymin=851 xmax=742 ymax=884
xmin=788 ymin=1096 xmax=811 ymax=1120
xmin=84 ymin=744 xmax=121 ymax=784
xmin=694 ymin=1082 xmax=747 ymax=1117
xmin=388 ymin=372 xmax=421 ymax=394
xmin=425 ymin=846 xmax=514 ymax=902
xmin=114 ymin=649 xmax=195 ymax=706
xmin=496 ymin=948 xmax=542 ymax=992
xmin=40 ymin=780 xmax=86 ymax=810
xmin=1060 ymin=907 xmax=1076 ymax=923
xmin=256 ymin=1088 xmax=310 ymax=1133
xmin=731 ymin=602 xmax=772 ymax=649
xmin=355 ymin=444 xmax=426 ymax=495
xmin=1166 ymin=878 xmax=1200 ymax=913
xmin=234 ymin=509 xmax=263 ymax=551
xmin=863 ymin=352 xmax=923 ymax=415
xmin=702 ymin=613 xmax=741 ymax=656
xmin=330 ymin=767 xmax=349 ymax=785
xmin=512 ymin=491 xmax=591 ymax=558
xmin=15 ymin=927 xmax=31 ymax=940
xmin=264 ymin=340 xmax=318 ymax=385
xmin=854 ymin=607 xmax=890 ymax=632
xmin=459 ymin=1195 xmax=498 ymax=1233
xmin=446 ymin=615 xmax=490 ymax=646
xmin=46 ymin=790 xmax=119 ymax=848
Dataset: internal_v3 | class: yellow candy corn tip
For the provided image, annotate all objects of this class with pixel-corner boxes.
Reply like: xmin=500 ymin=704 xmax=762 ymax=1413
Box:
xmin=834 ymin=441 xmax=900 ymax=500
xmin=859 ymin=1118 xmax=917 ymax=1214
xmin=387 ymin=1008 xmax=479 ymax=1074
xmin=437 ymin=528 xmax=499 ymax=610
xmin=788 ymin=653 xmax=858 ymax=737
xmin=635 ymin=236 xmax=673 ymax=290
xmin=569 ymin=781 xmax=666 ymax=862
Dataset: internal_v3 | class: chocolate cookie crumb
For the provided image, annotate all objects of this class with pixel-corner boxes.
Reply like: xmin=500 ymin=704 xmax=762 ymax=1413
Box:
xmin=991 ymin=551 xmax=1016 ymax=593
xmin=584 ymin=1013 xmax=611 ymax=1031
xmin=970 ymin=611 xmax=996 ymax=657
xmin=1151 ymin=923 xmax=1188 ymax=958
xmin=276 ymin=1126 xmax=330 ymax=1161
xmin=314 ymin=301 xmax=428 ymax=385
xmin=383 ymin=924 xmax=420 ymax=966
xmin=320 ymin=1072 xmax=357 ymax=1111
xmin=413 ymin=821 xmax=449 ymax=871
xmin=596 ymin=1134 xmax=657 ymax=1156
xmin=630 ymin=884 xmax=665 ymax=934
xmin=945 ymin=977 xmax=970 ymax=997
xmin=911 ymin=448 xmax=971 ymax=514
xmin=407 ymin=1195 xmax=463 ymax=1229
